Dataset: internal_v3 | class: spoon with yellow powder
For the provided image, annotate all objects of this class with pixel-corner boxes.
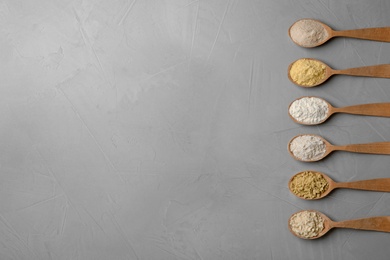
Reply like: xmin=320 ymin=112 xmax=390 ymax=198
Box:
xmin=288 ymin=96 xmax=390 ymax=125
xmin=288 ymin=134 xmax=390 ymax=162
xmin=289 ymin=209 xmax=390 ymax=240
xmin=289 ymin=170 xmax=390 ymax=200
xmin=289 ymin=19 xmax=390 ymax=48
xmin=288 ymin=58 xmax=390 ymax=87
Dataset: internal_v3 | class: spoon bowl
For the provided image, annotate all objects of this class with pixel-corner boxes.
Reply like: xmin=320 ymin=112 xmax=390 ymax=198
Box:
xmin=289 ymin=170 xmax=390 ymax=200
xmin=287 ymin=58 xmax=331 ymax=87
xmin=289 ymin=210 xmax=390 ymax=239
xmin=288 ymin=210 xmax=332 ymax=239
xmin=288 ymin=19 xmax=333 ymax=48
xmin=288 ymin=58 xmax=390 ymax=87
xmin=288 ymin=171 xmax=333 ymax=200
xmin=288 ymin=134 xmax=332 ymax=162
xmin=288 ymin=134 xmax=390 ymax=162
xmin=289 ymin=18 xmax=390 ymax=48
xmin=288 ymin=96 xmax=390 ymax=125
xmin=288 ymin=96 xmax=331 ymax=125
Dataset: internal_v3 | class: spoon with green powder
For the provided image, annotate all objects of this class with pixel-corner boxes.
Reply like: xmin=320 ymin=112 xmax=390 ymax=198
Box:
xmin=289 ymin=209 xmax=390 ymax=240
xmin=289 ymin=170 xmax=390 ymax=200
xmin=288 ymin=58 xmax=390 ymax=87
xmin=288 ymin=96 xmax=390 ymax=125
xmin=288 ymin=134 xmax=390 ymax=162
xmin=289 ymin=19 xmax=390 ymax=48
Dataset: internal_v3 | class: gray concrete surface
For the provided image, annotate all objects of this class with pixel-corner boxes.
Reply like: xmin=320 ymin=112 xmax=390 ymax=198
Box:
xmin=1 ymin=0 xmax=390 ymax=259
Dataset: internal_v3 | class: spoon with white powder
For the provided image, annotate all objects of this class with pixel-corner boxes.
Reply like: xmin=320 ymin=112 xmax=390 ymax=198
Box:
xmin=288 ymin=134 xmax=390 ymax=162
xmin=288 ymin=96 xmax=390 ymax=125
xmin=289 ymin=210 xmax=390 ymax=240
xmin=289 ymin=18 xmax=390 ymax=48
xmin=288 ymin=58 xmax=390 ymax=87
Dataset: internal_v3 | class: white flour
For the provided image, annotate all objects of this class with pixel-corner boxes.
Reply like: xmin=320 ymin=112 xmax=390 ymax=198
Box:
xmin=289 ymin=97 xmax=329 ymax=124
xmin=289 ymin=135 xmax=326 ymax=161
xmin=290 ymin=19 xmax=328 ymax=47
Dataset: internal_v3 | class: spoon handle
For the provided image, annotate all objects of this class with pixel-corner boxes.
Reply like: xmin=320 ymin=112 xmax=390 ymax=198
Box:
xmin=333 ymin=216 xmax=390 ymax=233
xmin=334 ymin=103 xmax=390 ymax=117
xmin=337 ymin=178 xmax=390 ymax=192
xmin=335 ymin=142 xmax=390 ymax=154
xmin=335 ymin=64 xmax=390 ymax=78
xmin=333 ymin=27 xmax=390 ymax=42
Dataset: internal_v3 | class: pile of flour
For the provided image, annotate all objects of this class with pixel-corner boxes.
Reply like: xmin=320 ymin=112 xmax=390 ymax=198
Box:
xmin=290 ymin=210 xmax=324 ymax=238
xmin=290 ymin=19 xmax=328 ymax=47
xmin=289 ymin=58 xmax=326 ymax=86
xmin=289 ymin=97 xmax=329 ymax=124
xmin=289 ymin=135 xmax=326 ymax=161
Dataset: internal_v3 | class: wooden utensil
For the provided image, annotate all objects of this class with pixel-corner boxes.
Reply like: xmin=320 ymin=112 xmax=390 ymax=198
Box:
xmin=289 ymin=19 xmax=390 ymax=48
xmin=289 ymin=210 xmax=390 ymax=239
xmin=288 ymin=96 xmax=390 ymax=125
xmin=288 ymin=58 xmax=390 ymax=87
xmin=288 ymin=134 xmax=390 ymax=162
xmin=288 ymin=171 xmax=390 ymax=200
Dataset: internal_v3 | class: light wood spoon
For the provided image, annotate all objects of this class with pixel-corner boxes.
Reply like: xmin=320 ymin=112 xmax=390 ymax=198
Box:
xmin=289 ymin=18 xmax=390 ymax=48
xmin=288 ymin=58 xmax=390 ymax=87
xmin=288 ymin=134 xmax=390 ymax=162
xmin=289 ymin=210 xmax=390 ymax=239
xmin=288 ymin=170 xmax=390 ymax=200
xmin=288 ymin=96 xmax=390 ymax=125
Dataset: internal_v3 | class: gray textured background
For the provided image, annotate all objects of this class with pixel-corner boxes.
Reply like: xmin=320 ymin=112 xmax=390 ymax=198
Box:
xmin=1 ymin=0 xmax=390 ymax=259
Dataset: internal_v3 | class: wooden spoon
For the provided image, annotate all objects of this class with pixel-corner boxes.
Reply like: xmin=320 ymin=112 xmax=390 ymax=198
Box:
xmin=288 ymin=96 xmax=390 ymax=125
xmin=288 ymin=134 xmax=390 ymax=162
xmin=288 ymin=58 xmax=390 ymax=87
xmin=289 ymin=18 xmax=390 ymax=48
xmin=288 ymin=210 xmax=390 ymax=239
xmin=288 ymin=171 xmax=390 ymax=200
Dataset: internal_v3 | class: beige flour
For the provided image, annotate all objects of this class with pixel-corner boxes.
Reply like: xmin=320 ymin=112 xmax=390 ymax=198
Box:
xmin=290 ymin=211 xmax=324 ymax=238
xmin=290 ymin=19 xmax=329 ymax=47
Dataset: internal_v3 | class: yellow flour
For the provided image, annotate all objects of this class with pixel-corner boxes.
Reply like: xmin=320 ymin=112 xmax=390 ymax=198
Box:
xmin=289 ymin=59 xmax=326 ymax=86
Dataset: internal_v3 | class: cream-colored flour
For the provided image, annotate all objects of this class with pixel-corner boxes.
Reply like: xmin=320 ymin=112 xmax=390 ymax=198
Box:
xmin=289 ymin=135 xmax=326 ymax=161
xmin=289 ymin=97 xmax=329 ymax=124
xmin=290 ymin=19 xmax=328 ymax=47
xmin=290 ymin=211 xmax=324 ymax=238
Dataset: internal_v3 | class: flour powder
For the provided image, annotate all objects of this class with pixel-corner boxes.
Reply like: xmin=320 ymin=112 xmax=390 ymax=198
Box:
xmin=289 ymin=135 xmax=326 ymax=161
xmin=290 ymin=19 xmax=328 ymax=47
xmin=289 ymin=97 xmax=329 ymax=124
